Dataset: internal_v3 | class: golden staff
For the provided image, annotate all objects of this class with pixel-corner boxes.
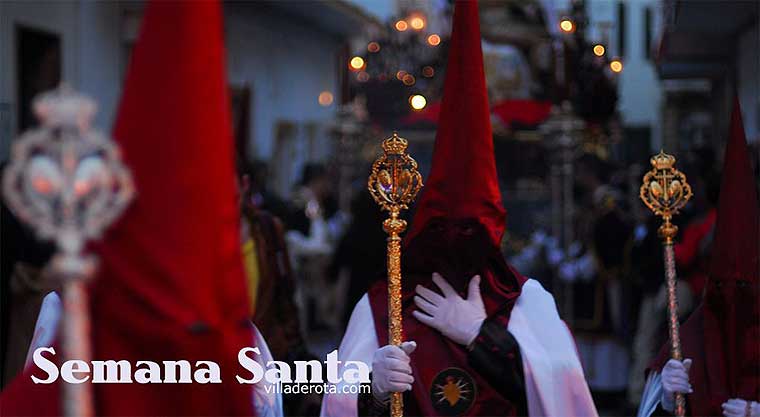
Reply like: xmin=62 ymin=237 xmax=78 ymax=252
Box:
xmin=639 ymin=151 xmax=692 ymax=417
xmin=368 ymin=133 xmax=423 ymax=417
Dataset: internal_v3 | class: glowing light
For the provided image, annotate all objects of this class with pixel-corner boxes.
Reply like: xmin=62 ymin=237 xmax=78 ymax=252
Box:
xmin=396 ymin=70 xmax=407 ymax=80
xmin=395 ymin=20 xmax=408 ymax=31
xmin=409 ymin=15 xmax=425 ymax=30
xmin=609 ymin=59 xmax=623 ymax=73
xmin=409 ymin=94 xmax=427 ymax=110
xmin=318 ymin=91 xmax=334 ymax=106
xmin=357 ymin=71 xmax=370 ymax=82
xmin=593 ymin=44 xmax=605 ymax=57
xmin=367 ymin=42 xmax=380 ymax=53
xmin=559 ymin=18 xmax=575 ymax=33
xmin=349 ymin=56 xmax=365 ymax=71
xmin=402 ymin=74 xmax=416 ymax=86
xmin=422 ymin=66 xmax=435 ymax=77
xmin=427 ymin=34 xmax=441 ymax=46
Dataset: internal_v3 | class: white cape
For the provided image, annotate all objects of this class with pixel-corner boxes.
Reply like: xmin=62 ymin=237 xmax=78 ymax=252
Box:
xmin=320 ymin=279 xmax=598 ymax=417
xmin=27 ymin=292 xmax=283 ymax=417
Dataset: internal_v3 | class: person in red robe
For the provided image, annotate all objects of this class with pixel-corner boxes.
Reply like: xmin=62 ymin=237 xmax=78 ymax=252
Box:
xmin=638 ymin=98 xmax=760 ymax=417
xmin=0 ymin=1 xmax=280 ymax=415
xmin=320 ymin=2 xmax=597 ymax=416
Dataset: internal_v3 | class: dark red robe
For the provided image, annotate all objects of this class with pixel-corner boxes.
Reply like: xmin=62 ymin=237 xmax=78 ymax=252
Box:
xmin=369 ymin=219 xmax=526 ymax=416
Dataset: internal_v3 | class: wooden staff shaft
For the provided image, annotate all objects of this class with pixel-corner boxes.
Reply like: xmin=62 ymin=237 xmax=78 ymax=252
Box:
xmin=663 ymin=243 xmax=686 ymax=417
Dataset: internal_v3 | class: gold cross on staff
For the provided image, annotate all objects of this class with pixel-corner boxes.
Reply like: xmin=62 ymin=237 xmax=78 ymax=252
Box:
xmin=640 ymin=150 xmax=693 ymax=243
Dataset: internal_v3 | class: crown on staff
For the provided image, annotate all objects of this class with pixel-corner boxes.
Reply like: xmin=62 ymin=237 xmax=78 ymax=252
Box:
xmin=651 ymin=150 xmax=676 ymax=170
xmin=33 ymin=85 xmax=97 ymax=132
xmin=382 ymin=132 xmax=409 ymax=155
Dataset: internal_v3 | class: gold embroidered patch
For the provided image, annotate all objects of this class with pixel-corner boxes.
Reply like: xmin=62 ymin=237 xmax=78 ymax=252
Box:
xmin=430 ymin=367 xmax=476 ymax=416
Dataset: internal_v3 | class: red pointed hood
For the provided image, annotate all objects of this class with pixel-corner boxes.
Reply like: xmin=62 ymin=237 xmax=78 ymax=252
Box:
xmin=0 ymin=1 xmax=255 ymax=415
xmin=697 ymin=96 xmax=760 ymax=405
xmin=90 ymin=0 xmax=254 ymax=413
xmin=406 ymin=0 xmax=506 ymax=246
xmin=707 ymin=97 xmax=759 ymax=283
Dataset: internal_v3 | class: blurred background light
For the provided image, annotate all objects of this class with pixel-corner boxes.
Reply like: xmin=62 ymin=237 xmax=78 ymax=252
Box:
xmin=427 ymin=34 xmax=441 ymax=46
xmin=349 ymin=56 xmax=365 ymax=71
xmin=610 ymin=59 xmax=623 ymax=73
xmin=318 ymin=91 xmax=333 ymax=106
xmin=559 ymin=18 xmax=575 ymax=33
xmin=409 ymin=94 xmax=426 ymax=110
xmin=409 ymin=14 xmax=425 ymax=30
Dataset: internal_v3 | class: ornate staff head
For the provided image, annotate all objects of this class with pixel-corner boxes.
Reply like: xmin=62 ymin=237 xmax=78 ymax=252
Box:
xmin=3 ymin=86 xmax=135 ymax=275
xmin=367 ymin=132 xmax=423 ymax=235
xmin=639 ymin=150 xmax=692 ymax=243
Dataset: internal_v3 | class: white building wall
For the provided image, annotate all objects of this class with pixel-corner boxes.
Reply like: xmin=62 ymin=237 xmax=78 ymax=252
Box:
xmin=2 ymin=1 xmax=77 ymax=158
xmin=1 ymin=1 xmax=352 ymax=191
xmin=0 ymin=1 xmax=123 ymax=160
xmin=224 ymin=6 xmax=343 ymax=160
xmin=75 ymin=1 xmax=124 ymax=132
xmin=587 ymin=0 xmax=663 ymax=150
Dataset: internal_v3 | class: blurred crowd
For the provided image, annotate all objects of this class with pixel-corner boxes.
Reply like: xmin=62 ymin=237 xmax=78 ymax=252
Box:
xmin=509 ymin=143 xmax=759 ymax=414
xmin=232 ymin=137 xmax=758 ymax=415
xmin=3 ymin=140 xmax=758 ymax=415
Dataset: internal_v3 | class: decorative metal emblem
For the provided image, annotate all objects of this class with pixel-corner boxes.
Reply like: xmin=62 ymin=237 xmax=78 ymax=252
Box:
xmin=639 ymin=150 xmax=693 ymax=244
xmin=2 ymin=86 xmax=134 ymax=417
xmin=430 ymin=368 xmax=476 ymax=416
xmin=367 ymin=132 xmax=422 ymax=417
xmin=368 ymin=132 xmax=423 ymax=215
xmin=639 ymin=150 xmax=691 ymax=417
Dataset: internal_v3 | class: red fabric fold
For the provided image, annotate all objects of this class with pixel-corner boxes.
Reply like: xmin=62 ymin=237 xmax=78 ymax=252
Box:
xmin=1 ymin=1 xmax=255 ymax=415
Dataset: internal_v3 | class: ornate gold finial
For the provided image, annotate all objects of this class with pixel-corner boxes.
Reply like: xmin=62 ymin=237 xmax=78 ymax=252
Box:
xmin=368 ymin=133 xmax=423 ymax=215
xmin=650 ymin=150 xmax=676 ymax=171
xmin=639 ymin=150 xmax=692 ymax=243
xmin=367 ymin=132 xmax=422 ymax=417
xmin=381 ymin=131 xmax=409 ymax=155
